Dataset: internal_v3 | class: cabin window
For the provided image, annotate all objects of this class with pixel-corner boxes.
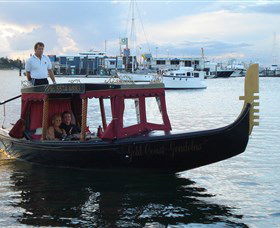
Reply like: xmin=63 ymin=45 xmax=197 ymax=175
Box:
xmin=170 ymin=60 xmax=180 ymax=65
xmin=87 ymin=98 xmax=112 ymax=131
xmin=187 ymin=72 xmax=191 ymax=76
xmin=123 ymin=98 xmax=140 ymax=127
xmin=109 ymin=61 xmax=115 ymax=65
xmin=194 ymin=73 xmax=199 ymax=78
xmin=156 ymin=60 xmax=166 ymax=65
xmin=145 ymin=97 xmax=163 ymax=125
xmin=194 ymin=60 xmax=199 ymax=65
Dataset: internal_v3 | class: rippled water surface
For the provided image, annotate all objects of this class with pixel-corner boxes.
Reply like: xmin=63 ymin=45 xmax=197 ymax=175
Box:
xmin=0 ymin=70 xmax=279 ymax=227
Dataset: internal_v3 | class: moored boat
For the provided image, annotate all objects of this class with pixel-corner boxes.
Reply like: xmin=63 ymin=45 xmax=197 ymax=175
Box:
xmin=161 ymin=67 xmax=206 ymax=89
xmin=0 ymin=64 xmax=259 ymax=172
xmin=117 ymin=67 xmax=207 ymax=89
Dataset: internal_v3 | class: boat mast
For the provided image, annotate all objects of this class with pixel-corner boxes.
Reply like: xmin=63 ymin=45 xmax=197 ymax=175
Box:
xmin=201 ymin=47 xmax=205 ymax=70
xmin=130 ymin=0 xmax=135 ymax=73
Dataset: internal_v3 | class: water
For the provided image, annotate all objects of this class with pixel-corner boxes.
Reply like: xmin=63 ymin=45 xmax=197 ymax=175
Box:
xmin=0 ymin=70 xmax=279 ymax=227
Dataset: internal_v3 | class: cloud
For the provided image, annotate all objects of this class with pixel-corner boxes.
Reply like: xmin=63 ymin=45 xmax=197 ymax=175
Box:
xmin=136 ymin=9 xmax=280 ymax=63
xmin=0 ymin=21 xmax=80 ymax=59
xmin=144 ymin=10 xmax=280 ymax=43
xmin=144 ymin=40 xmax=251 ymax=58
xmin=0 ymin=22 xmax=39 ymax=58
xmin=0 ymin=1 xmax=279 ymax=65
xmin=240 ymin=2 xmax=280 ymax=14
xmin=52 ymin=25 xmax=79 ymax=54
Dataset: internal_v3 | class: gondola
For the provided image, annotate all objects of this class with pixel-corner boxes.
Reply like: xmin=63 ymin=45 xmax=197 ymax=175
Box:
xmin=0 ymin=64 xmax=259 ymax=172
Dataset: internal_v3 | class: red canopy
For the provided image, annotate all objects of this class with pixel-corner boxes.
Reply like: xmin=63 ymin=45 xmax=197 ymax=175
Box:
xmin=9 ymin=85 xmax=171 ymax=140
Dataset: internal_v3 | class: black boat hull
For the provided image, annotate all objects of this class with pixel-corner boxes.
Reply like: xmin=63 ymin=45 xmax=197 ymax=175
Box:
xmin=216 ymin=71 xmax=234 ymax=78
xmin=0 ymin=105 xmax=250 ymax=172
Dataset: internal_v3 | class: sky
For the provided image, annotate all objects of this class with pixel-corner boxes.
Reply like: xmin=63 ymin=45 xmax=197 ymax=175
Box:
xmin=0 ymin=0 xmax=279 ymax=65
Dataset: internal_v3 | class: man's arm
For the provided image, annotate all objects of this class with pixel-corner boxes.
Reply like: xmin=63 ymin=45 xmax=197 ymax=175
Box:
xmin=25 ymin=59 xmax=31 ymax=81
xmin=47 ymin=57 xmax=56 ymax=84
xmin=26 ymin=71 xmax=32 ymax=81
xmin=48 ymin=69 xmax=56 ymax=84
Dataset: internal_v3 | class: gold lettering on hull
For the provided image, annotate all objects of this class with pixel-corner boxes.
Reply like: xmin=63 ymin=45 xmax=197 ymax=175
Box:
xmin=125 ymin=139 xmax=207 ymax=158
xmin=45 ymin=84 xmax=85 ymax=94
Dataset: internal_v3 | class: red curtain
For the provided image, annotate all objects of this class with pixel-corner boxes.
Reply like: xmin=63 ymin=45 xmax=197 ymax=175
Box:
xmin=29 ymin=101 xmax=43 ymax=130
xmin=29 ymin=99 xmax=72 ymax=131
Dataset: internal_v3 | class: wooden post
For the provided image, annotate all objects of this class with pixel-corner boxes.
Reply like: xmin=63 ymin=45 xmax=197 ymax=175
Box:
xmin=42 ymin=97 xmax=49 ymax=140
xmin=80 ymin=98 xmax=88 ymax=141
xmin=99 ymin=98 xmax=107 ymax=130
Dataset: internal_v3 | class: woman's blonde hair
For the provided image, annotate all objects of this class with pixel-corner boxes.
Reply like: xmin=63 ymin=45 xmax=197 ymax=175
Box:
xmin=51 ymin=114 xmax=62 ymax=125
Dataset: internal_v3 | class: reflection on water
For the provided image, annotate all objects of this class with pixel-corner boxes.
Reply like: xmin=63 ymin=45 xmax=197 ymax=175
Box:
xmin=0 ymin=158 xmax=247 ymax=227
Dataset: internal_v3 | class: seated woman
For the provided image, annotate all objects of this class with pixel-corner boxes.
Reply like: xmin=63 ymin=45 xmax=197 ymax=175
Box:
xmin=46 ymin=114 xmax=66 ymax=140
xmin=60 ymin=111 xmax=80 ymax=136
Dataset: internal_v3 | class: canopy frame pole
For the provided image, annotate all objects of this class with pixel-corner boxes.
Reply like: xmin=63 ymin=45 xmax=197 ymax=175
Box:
xmin=1 ymin=104 xmax=6 ymax=129
xmin=80 ymin=98 xmax=88 ymax=141
xmin=99 ymin=98 xmax=107 ymax=130
xmin=42 ymin=97 xmax=49 ymax=140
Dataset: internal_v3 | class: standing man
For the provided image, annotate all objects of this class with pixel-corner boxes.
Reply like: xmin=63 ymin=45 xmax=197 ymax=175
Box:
xmin=25 ymin=42 xmax=56 ymax=86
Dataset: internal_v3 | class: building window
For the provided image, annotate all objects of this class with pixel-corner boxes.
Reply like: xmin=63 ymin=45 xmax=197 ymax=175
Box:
xmin=156 ymin=60 xmax=166 ymax=65
xmin=110 ymin=61 xmax=115 ymax=65
xmin=170 ymin=60 xmax=180 ymax=65
xmin=184 ymin=61 xmax=191 ymax=67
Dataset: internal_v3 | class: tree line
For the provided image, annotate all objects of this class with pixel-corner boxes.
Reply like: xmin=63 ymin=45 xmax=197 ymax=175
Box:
xmin=0 ymin=57 xmax=24 ymax=69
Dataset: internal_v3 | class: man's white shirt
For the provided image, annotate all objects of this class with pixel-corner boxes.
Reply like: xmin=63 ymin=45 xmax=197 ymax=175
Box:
xmin=25 ymin=54 xmax=52 ymax=79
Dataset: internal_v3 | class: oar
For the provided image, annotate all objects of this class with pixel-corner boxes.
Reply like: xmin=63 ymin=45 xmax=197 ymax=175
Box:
xmin=0 ymin=95 xmax=21 ymax=105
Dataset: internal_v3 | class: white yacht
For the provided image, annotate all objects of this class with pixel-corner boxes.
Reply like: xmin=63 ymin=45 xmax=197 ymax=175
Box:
xmin=160 ymin=67 xmax=206 ymax=89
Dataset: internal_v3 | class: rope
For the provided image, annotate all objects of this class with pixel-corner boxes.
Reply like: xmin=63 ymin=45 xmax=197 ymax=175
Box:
xmin=135 ymin=0 xmax=151 ymax=53
xmin=125 ymin=0 xmax=133 ymax=38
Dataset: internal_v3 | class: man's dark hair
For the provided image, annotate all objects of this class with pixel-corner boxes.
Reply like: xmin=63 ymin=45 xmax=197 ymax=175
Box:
xmin=62 ymin=111 xmax=72 ymax=118
xmin=34 ymin=42 xmax=45 ymax=50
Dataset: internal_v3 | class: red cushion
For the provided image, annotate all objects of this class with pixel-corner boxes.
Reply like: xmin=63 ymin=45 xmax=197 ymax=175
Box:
xmin=9 ymin=119 xmax=25 ymax=139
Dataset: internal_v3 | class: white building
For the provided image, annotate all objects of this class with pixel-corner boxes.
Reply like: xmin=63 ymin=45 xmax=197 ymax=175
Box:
xmin=150 ymin=57 xmax=204 ymax=71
